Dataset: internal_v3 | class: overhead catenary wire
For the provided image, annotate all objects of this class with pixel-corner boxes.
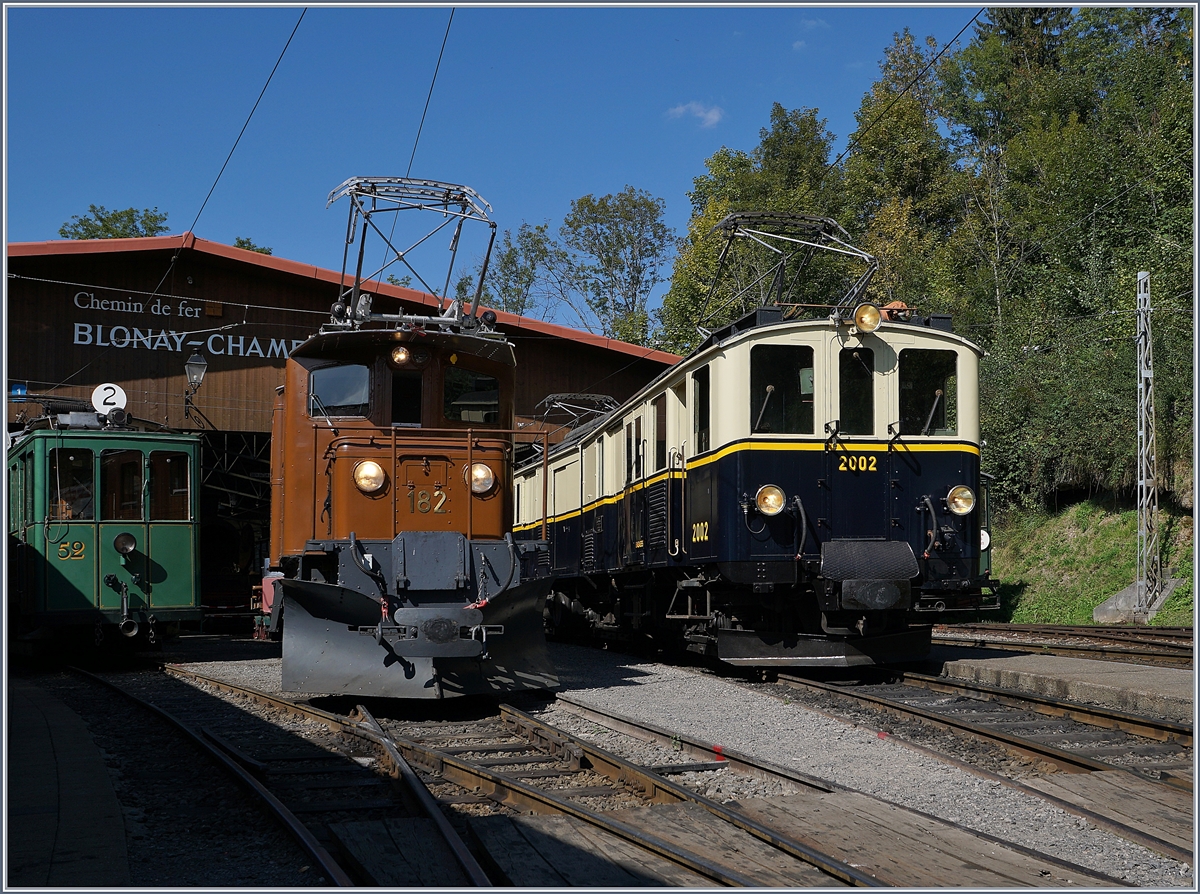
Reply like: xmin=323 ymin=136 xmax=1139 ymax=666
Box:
xmin=151 ymin=8 xmax=307 ymax=297
xmin=378 ymin=9 xmax=457 ymax=292
xmin=814 ymin=8 xmax=985 ymax=191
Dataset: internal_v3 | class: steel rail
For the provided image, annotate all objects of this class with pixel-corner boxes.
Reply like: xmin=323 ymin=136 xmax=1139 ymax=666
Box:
xmin=69 ymin=667 xmax=354 ymax=886
xmin=898 ymin=671 xmax=1193 ymax=747
xmin=375 ymin=723 xmax=769 ymax=886
xmin=942 ymin=623 xmax=1194 ymax=647
xmin=162 ymin=666 xmax=490 ymax=885
xmin=777 ymin=673 xmax=1146 ymax=778
xmin=551 ymin=694 xmax=1141 ymax=884
xmin=497 ymin=704 xmax=882 ymax=887
xmin=164 ymin=667 xmax=785 ymax=885
xmin=931 ymin=632 xmax=1193 ymax=667
xmin=351 ymin=706 xmax=492 ymax=886
xmin=554 ymin=693 xmax=839 ymax=792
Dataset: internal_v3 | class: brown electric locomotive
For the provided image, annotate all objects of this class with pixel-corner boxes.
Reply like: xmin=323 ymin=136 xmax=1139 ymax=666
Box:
xmin=263 ymin=177 xmax=556 ymax=698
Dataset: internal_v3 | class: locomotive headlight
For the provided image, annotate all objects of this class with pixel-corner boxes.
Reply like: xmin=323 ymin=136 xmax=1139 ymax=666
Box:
xmin=353 ymin=460 xmax=387 ymax=493
xmin=391 ymin=346 xmax=411 ymax=366
xmin=113 ymin=532 xmax=137 ymax=555
xmin=755 ymin=484 xmax=786 ymax=516
xmin=468 ymin=462 xmax=497 ymax=495
xmin=946 ymin=485 xmax=976 ymax=515
xmin=852 ymin=303 xmax=883 ymax=333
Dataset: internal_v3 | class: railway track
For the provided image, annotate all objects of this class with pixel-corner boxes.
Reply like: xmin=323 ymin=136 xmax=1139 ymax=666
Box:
xmin=162 ymin=662 xmax=1128 ymax=887
xmin=773 ymin=671 xmax=1193 ymax=864
xmin=933 ymin=623 xmax=1194 ymax=667
xmin=69 ymin=666 xmax=487 ymax=886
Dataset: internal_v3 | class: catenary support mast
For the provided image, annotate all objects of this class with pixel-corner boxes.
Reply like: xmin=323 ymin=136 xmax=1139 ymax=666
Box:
xmin=1135 ymin=271 xmax=1161 ymax=621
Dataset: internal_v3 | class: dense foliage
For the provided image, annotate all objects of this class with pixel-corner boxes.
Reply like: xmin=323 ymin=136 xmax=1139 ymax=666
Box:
xmin=656 ymin=8 xmax=1193 ymax=513
xmin=59 ymin=204 xmax=170 ymax=239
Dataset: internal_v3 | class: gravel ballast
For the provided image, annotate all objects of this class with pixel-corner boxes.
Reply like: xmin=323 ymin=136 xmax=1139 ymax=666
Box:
xmin=542 ymin=642 xmax=1193 ymax=887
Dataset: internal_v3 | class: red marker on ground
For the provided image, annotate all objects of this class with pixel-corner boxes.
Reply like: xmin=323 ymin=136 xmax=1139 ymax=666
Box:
xmin=713 ymin=745 xmax=726 ymax=761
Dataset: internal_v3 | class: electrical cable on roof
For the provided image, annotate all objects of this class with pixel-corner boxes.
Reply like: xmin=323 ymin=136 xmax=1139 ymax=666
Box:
xmin=152 ymin=8 xmax=308 ymax=296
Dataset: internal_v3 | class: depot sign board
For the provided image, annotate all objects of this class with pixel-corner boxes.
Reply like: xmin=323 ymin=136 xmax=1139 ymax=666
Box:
xmin=70 ymin=290 xmax=311 ymax=358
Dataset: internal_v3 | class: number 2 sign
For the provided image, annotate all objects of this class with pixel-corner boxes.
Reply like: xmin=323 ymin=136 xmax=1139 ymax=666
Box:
xmin=91 ymin=383 xmax=128 ymax=414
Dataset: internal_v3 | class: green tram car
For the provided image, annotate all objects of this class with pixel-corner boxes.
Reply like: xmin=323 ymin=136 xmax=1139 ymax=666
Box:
xmin=8 ymin=427 xmax=203 ymax=646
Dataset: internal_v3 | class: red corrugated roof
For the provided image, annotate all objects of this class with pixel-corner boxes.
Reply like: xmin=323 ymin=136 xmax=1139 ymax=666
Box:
xmin=7 ymin=232 xmax=681 ymax=366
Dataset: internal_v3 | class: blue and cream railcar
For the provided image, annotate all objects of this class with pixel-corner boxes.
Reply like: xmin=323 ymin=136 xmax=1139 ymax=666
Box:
xmin=514 ymin=304 xmax=996 ymax=666
xmin=8 ymin=426 xmax=203 ymax=647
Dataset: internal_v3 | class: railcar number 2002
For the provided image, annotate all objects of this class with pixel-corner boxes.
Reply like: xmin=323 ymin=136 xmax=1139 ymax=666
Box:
xmin=838 ymin=454 xmax=878 ymax=472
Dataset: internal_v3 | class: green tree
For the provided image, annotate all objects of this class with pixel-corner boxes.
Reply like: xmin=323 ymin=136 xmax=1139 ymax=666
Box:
xmin=659 ymin=105 xmax=843 ymax=354
xmin=233 ymin=236 xmax=272 ymax=255
xmin=558 ymin=186 xmax=674 ymax=345
xmin=475 ymin=223 xmax=570 ymax=319
xmin=59 ymin=205 xmax=170 ymax=239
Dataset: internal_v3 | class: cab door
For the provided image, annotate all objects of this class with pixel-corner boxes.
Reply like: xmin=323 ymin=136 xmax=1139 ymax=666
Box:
xmin=825 ymin=340 xmax=889 ymax=539
xmin=97 ymin=448 xmax=148 ymax=612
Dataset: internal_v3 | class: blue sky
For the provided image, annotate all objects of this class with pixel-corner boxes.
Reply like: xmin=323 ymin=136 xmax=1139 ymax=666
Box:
xmin=5 ymin=4 xmax=979 ymax=319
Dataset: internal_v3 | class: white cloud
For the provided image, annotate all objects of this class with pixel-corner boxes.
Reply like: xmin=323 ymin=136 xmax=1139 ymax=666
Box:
xmin=799 ymin=17 xmax=828 ymax=31
xmin=667 ymin=101 xmax=725 ymax=128
xmin=792 ymin=40 xmax=807 ymax=51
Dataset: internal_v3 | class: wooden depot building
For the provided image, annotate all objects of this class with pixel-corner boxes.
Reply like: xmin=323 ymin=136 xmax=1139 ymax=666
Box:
xmin=6 ymin=232 xmax=678 ymax=613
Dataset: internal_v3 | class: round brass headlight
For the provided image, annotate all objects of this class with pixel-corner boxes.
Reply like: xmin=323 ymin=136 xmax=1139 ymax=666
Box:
xmin=113 ymin=532 xmax=137 ymax=555
xmin=353 ymin=460 xmax=387 ymax=493
xmin=853 ymin=303 xmax=882 ymax=333
xmin=468 ymin=462 xmax=497 ymax=495
xmin=947 ymin=485 xmax=976 ymax=516
xmin=391 ymin=346 xmax=411 ymax=366
xmin=755 ymin=484 xmax=786 ymax=517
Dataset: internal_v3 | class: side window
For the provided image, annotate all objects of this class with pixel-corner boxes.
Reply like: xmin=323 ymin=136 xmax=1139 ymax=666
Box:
xmin=444 ymin=367 xmax=500 ymax=423
xmin=310 ymin=364 xmax=370 ymax=417
xmin=693 ymin=366 xmax=711 ymax=453
xmin=49 ymin=448 xmax=94 ymax=520
xmin=101 ymin=450 xmax=144 ymax=521
xmin=149 ymin=451 xmax=190 ymax=520
xmin=9 ymin=458 xmax=23 ymax=534
xmin=653 ymin=394 xmax=667 ymax=471
xmin=624 ymin=417 xmax=643 ymax=483
xmin=751 ymin=344 xmax=814 ymax=434
xmin=899 ymin=349 xmax=958 ymax=435
xmin=839 ymin=348 xmax=874 ymax=436
xmin=392 ymin=371 xmax=423 ymax=426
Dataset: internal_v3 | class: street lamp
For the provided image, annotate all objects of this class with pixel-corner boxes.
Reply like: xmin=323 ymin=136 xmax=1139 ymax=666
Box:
xmin=185 ymin=352 xmax=208 ymax=393
xmin=183 ymin=353 xmax=213 ymax=429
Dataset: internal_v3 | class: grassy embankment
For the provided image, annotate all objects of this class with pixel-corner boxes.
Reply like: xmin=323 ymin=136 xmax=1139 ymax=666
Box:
xmin=990 ymin=499 xmax=1194 ymax=627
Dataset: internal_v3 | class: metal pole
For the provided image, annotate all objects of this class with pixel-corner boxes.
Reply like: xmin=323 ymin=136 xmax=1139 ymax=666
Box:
xmin=1135 ymin=271 xmax=1161 ymax=621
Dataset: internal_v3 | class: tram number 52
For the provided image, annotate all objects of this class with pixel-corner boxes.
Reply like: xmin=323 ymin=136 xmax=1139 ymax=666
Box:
xmin=56 ymin=541 xmax=86 ymax=560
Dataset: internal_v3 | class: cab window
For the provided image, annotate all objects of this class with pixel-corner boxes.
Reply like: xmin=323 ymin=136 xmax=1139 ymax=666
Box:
xmin=149 ymin=451 xmax=190 ymax=520
xmin=899 ymin=349 xmax=957 ymax=435
xmin=751 ymin=344 xmax=814 ymax=434
xmin=839 ymin=348 xmax=874 ymax=435
xmin=444 ymin=367 xmax=500 ymax=423
xmin=101 ymin=450 xmax=144 ymax=521
xmin=392 ymin=371 xmax=423 ymax=426
xmin=49 ymin=448 xmax=94 ymax=520
xmin=310 ymin=364 xmax=370 ymax=417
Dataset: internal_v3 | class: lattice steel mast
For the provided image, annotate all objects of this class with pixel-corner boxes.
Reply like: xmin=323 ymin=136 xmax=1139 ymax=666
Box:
xmin=1135 ymin=271 xmax=1161 ymax=621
